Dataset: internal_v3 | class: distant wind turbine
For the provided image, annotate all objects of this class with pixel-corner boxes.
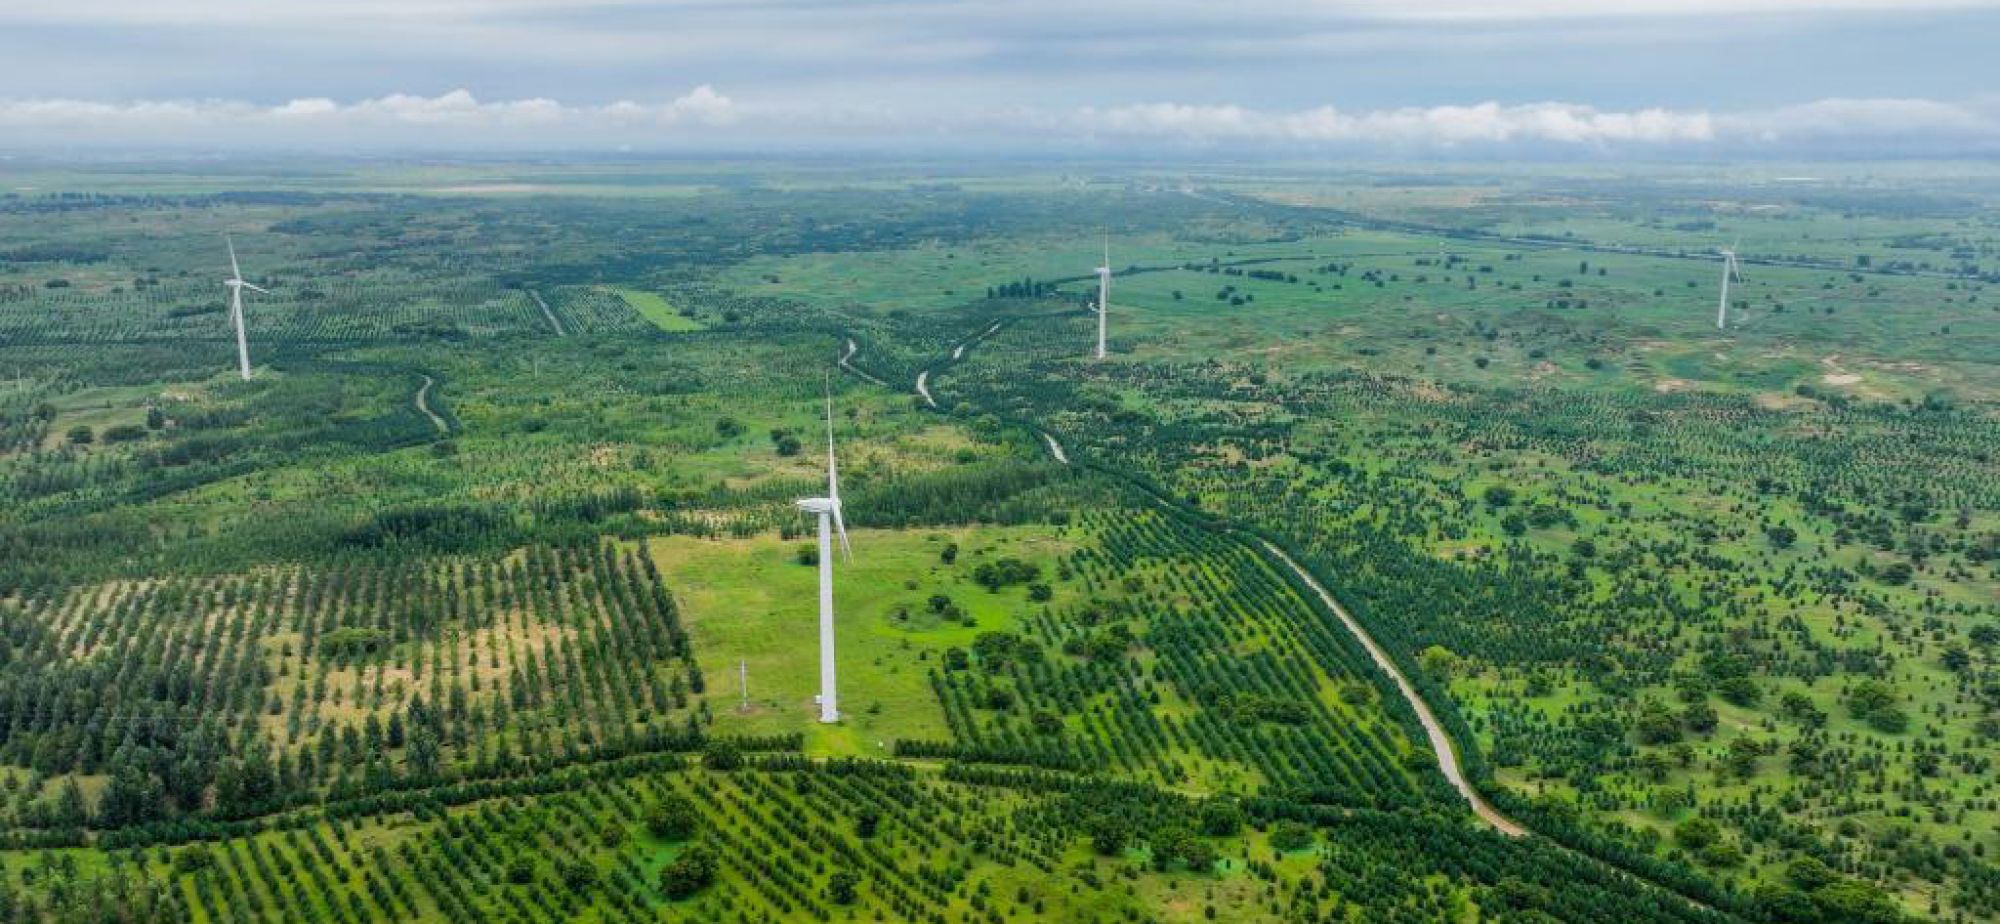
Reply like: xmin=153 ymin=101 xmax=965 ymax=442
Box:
xmin=795 ymin=385 xmax=852 ymax=724
xmin=1715 ymin=240 xmax=1744 ymax=331
xmin=223 ymin=235 xmax=270 ymax=380
xmin=1093 ymin=235 xmax=1111 ymax=360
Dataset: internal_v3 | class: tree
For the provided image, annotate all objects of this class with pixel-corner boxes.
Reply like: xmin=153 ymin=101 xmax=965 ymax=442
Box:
xmin=828 ymin=869 xmax=860 ymax=905
xmin=1725 ymin=736 xmax=1762 ymax=780
xmin=1717 ymin=675 xmax=1761 ymax=707
xmin=1088 ymin=817 xmax=1128 ymax=856
xmin=702 ymin=739 xmax=742 ymax=771
xmin=647 ymin=794 xmax=700 ymax=841
xmin=1419 ymin=645 xmax=1457 ymax=679
xmin=66 ymin=425 xmax=93 ymax=445
xmin=559 ymin=859 xmax=597 ymax=892
xmin=1198 ymin=799 xmax=1242 ymax=837
xmin=660 ymin=845 xmax=718 ymax=899
xmin=1269 ymin=821 xmax=1314 ymax=852
xmin=1674 ymin=817 xmax=1720 ymax=850
xmin=96 ymin=766 xmax=162 ymax=828
xmin=1636 ymin=702 xmax=1682 ymax=745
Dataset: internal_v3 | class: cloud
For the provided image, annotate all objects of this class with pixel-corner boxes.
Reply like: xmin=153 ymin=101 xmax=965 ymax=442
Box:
xmin=0 ymin=89 xmax=1995 ymax=154
xmin=1069 ymin=101 xmax=1717 ymax=146
xmin=1722 ymin=96 xmax=2000 ymax=143
xmin=0 ymin=86 xmax=736 ymax=145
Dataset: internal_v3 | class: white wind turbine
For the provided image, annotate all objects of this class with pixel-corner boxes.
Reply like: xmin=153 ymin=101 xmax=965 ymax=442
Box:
xmin=223 ymin=235 xmax=270 ymax=380
xmin=1093 ymin=235 xmax=1111 ymax=360
xmin=795 ymin=387 xmax=853 ymax=724
xmin=1715 ymin=239 xmax=1744 ymax=331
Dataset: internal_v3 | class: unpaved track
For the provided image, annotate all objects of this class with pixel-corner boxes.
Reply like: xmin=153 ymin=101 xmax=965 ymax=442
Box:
xmin=529 ymin=290 xmax=566 ymax=337
xmin=415 ymin=375 xmax=449 ymax=434
xmin=1257 ymin=539 xmax=1526 ymax=837
xmin=912 ymin=317 xmax=1521 ymax=836
xmin=838 ymin=338 xmax=888 ymax=386
xmin=1041 ymin=432 xmax=1069 ymax=464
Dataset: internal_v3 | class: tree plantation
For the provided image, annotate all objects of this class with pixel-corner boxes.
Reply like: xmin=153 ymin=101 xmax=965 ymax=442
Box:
xmin=0 ymin=160 xmax=1995 ymax=923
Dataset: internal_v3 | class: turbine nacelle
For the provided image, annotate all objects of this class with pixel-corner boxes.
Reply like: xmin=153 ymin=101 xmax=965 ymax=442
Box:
xmin=796 ymin=497 xmax=838 ymax=516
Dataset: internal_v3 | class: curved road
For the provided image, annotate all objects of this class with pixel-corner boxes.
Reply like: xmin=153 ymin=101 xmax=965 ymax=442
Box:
xmin=414 ymin=375 xmax=449 ymax=434
xmin=838 ymin=338 xmax=888 ymax=387
xmin=914 ymin=325 xmax=1523 ymax=837
xmin=1258 ymin=540 xmax=1526 ymax=836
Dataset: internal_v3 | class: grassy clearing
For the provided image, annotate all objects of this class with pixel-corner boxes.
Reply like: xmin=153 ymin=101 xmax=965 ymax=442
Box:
xmin=649 ymin=525 xmax=1077 ymax=755
xmin=607 ymin=285 xmax=706 ymax=331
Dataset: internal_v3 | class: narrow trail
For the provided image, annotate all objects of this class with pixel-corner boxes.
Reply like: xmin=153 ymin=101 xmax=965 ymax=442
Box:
xmin=912 ymin=318 xmax=1522 ymax=838
xmin=1257 ymin=540 xmax=1526 ymax=836
xmin=529 ymin=290 xmax=567 ymax=338
xmin=865 ymin=313 xmax=1731 ymax=920
xmin=1041 ymin=432 xmax=1069 ymax=464
xmin=838 ymin=338 xmax=889 ymax=386
xmin=414 ymin=375 xmax=449 ymax=434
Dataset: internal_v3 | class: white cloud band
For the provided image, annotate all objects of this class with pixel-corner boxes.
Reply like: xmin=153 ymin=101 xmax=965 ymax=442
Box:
xmin=0 ymin=88 xmax=1993 ymax=153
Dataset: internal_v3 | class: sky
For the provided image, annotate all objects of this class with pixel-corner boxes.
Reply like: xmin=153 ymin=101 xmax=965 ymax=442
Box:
xmin=2 ymin=0 xmax=1998 ymax=157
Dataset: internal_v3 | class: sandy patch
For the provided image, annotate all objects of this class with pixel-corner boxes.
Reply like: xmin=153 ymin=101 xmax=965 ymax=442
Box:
xmin=1754 ymin=392 xmax=1812 ymax=411
xmin=1822 ymin=373 xmax=1862 ymax=386
xmin=1653 ymin=378 xmax=1695 ymax=394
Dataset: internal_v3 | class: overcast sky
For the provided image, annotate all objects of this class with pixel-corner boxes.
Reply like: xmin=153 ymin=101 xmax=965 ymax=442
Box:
xmin=3 ymin=0 xmax=1997 ymax=156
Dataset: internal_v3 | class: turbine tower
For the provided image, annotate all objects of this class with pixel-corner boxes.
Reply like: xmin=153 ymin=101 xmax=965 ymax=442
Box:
xmin=795 ymin=387 xmax=852 ymax=724
xmin=1715 ymin=240 xmax=1744 ymax=331
xmin=1093 ymin=235 xmax=1111 ymax=360
xmin=223 ymin=235 xmax=270 ymax=380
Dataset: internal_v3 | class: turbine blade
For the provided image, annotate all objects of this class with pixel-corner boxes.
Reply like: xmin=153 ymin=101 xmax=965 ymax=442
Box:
xmin=832 ymin=503 xmax=853 ymax=562
xmin=824 ymin=384 xmax=839 ymax=499
xmin=241 ymin=283 xmax=271 ymax=294
xmin=226 ymin=234 xmax=241 ymax=280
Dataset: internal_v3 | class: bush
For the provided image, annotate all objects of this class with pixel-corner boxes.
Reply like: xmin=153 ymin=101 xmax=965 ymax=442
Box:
xmin=1269 ymin=821 xmax=1315 ymax=852
xmin=659 ymin=844 xmax=717 ymax=899
xmin=646 ymin=795 xmax=700 ymax=841
xmin=1674 ymin=817 xmax=1720 ymax=850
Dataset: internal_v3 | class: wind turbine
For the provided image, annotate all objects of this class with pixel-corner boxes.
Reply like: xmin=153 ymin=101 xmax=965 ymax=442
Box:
xmin=1093 ymin=235 xmax=1111 ymax=360
xmin=795 ymin=385 xmax=852 ymax=724
xmin=223 ymin=235 xmax=270 ymax=380
xmin=1715 ymin=239 xmax=1744 ymax=331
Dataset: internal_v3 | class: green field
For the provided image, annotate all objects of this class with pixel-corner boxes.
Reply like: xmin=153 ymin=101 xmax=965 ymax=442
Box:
xmin=609 ymin=285 xmax=707 ymax=331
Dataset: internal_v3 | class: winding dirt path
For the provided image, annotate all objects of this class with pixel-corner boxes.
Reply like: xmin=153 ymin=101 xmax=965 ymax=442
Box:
xmin=414 ymin=375 xmax=449 ymax=434
xmin=838 ymin=338 xmax=889 ymax=386
xmin=1041 ymin=432 xmax=1069 ymax=464
xmin=1257 ymin=539 xmax=1526 ymax=837
xmin=915 ymin=370 xmax=936 ymax=407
